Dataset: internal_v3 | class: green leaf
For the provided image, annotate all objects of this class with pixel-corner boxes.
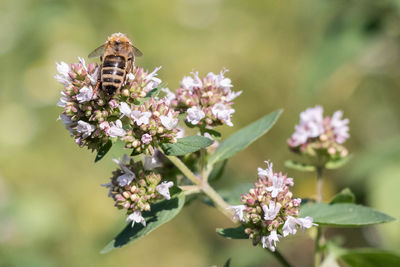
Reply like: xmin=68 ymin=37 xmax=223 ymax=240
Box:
xmin=134 ymin=82 xmax=166 ymax=105
xmin=208 ymin=160 xmax=228 ymax=182
xmin=95 ymin=140 xmax=112 ymax=163
xmin=330 ymin=188 xmax=355 ymax=204
xmin=161 ymin=136 xmax=213 ymax=156
xmin=223 ymin=258 xmax=231 ymax=267
xmin=284 ymin=160 xmax=316 ymax=172
xmin=325 ymin=155 xmax=352 ymax=170
xmin=202 ymin=128 xmax=221 ymax=139
xmin=216 ymin=225 xmax=248 ymax=239
xmin=300 ymin=203 xmax=395 ymax=227
xmin=101 ymin=187 xmax=185 ymax=253
xmin=208 ymin=110 xmax=282 ymax=167
xmin=340 ymin=249 xmax=400 ymax=267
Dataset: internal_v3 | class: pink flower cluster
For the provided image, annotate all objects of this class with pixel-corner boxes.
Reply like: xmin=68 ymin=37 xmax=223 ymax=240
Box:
xmin=173 ymin=70 xmax=242 ymax=128
xmin=55 ymin=58 xmax=179 ymax=154
xmin=288 ymin=106 xmax=349 ymax=158
xmin=228 ymin=161 xmax=316 ymax=251
xmin=102 ymin=155 xmax=173 ymax=228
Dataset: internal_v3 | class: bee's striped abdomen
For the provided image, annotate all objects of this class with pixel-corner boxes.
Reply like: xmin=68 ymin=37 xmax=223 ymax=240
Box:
xmin=101 ymin=55 xmax=126 ymax=95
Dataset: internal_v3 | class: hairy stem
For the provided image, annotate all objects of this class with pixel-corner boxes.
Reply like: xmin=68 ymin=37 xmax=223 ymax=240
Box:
xmin=180 ymin=185 xmax=202 ymax=196
xmin=201 ymin=182 xmax=235 ymax=221
xmin=314 ymin=226 xmax=322 ymax=267
xmin=268 ymin=249 xmax=293 ymax=267
xmin=166 ymin=155 xmax=201 ymax=186
xmin=200 ymin=148 xmax=206 ymax=181
xmin=316 ymin=166 xmax=323 ymax=202
xmin=314 ymin=166 xmax=324 ymax=267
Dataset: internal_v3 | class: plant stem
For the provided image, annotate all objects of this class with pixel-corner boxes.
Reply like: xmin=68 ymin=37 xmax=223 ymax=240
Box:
xmin=316 ymin=166 xmax=323 ymax=202
xmin=166 ymin=155 xmax=201 ymax=186
xmin=200 ymin=148 xmax=206 ymax=181
xmin=201 ymin=182 xmax=235 ymax=221
xmin=268 ymin=249 xmax=293 ymax=267
xmin=314 ymin=226 xmax=322 ymax=267
xmin=180 ymin=185 xmax=202 ymax=196
xmin=314 ymin=166 xmax=324 ymax=267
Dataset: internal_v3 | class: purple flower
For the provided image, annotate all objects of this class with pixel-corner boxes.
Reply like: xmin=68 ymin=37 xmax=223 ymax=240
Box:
xmin=141 ymin=134 xmax=152 ymax=144
xmin=331 ymin=110 xmax=350 ymax=144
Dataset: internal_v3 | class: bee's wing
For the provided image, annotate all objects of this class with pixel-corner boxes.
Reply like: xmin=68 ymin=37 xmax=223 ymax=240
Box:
xmin=88 ymin=44 xmax=106 ymax=58
xmin=132 ymin=45 xmax=143 ymax=57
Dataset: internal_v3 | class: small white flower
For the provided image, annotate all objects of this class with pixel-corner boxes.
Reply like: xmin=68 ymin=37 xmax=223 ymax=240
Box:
xmin=208 ymin=69 xmax=233 ymax=88
xmin=54 ymin=61 xmax=71 ymax=86
xmin=56 ymin=61 xmax=70 ymax=77
xmin=186 ymin=106 xmax=205 ymax=125
xmin=75 ymin=120 xmax=95 ymax=139
xmin=331 ymin=110 xmax=349 ymax=144
xmin=290 ymin=126 xmax=310 ymax=146
xmin=76 ymin=86 xmax=96 ymax=103
xmin=296 ymin=216 xmax=317 ymax=231
xmin=156 ymin=181 xmax=174 ymax=200
xmin=285 ymin=177 xmax=294 ymax=186
xmin=160 ymin=112 xmax=178 ymax=130
xmin=141 ymin=133 xmax=152 ymax=144
xmin=88 ymin=66 xmax=99 ymax=85
xmin=147 ymin=66 xmax=162 ymax=81
xmin=58 ymin=113 xmax=75 ymax=135
xmin=126 ymin=211 xmax=146 ymax=227
xmin=262 ymin=201 xmax=281 ymax=221
xmin=226 ymin=90 xmax=242 ymax=102
xmin=78 ymin=57 xmax=87 ymax=70
xmin=144 ymin=66 xmax=162 ymax=92
xmin=266 ymin=175 xmax=284 ymax=198
xmin=299 ymin=106 xmax=324 ymax=134
xmin=57 ymin=92 xmax=69 ymax=107
xmin=257 ymin=161 xmax=274 ymax=179
xmin=131 ymin=110 xmax=152 ymax=126
xmin=99 ymin=121 xmax=110 ymax=131
xmin=108 ymin=120 xmax=126 ymax=137
xmin=218 ymin=70 xmax=233 ymax=88
xmin=113 ymin=155 xmax=136 ymax=186
xmin=211 ymin=103 xmax=235 ymax=126
xmin=144 ymin=155 xmax=162 ymax=170
xmin=227 ymin=205 xmax=246 ymax=222
xmin=292 ymin=198 xmax=302 ymax=207
xmin=282 ymin=216 xmax=298 ymax=237
xmin=126 ymin=73 xmax=135 ymax=81
xmin=119 ymin=102 xmax=132 ymax=118
xmin=109 ymin=99 xmax=118 ymax=109
xmin=117 ymin=173 xmax=134 ymax=186
xmin=161 ymin=88 xmax=176 ymax=105
xmin=181 ymin=71 xmax=202 ymax=90
xmin=261 ymin=230 xmax=281 ymax=251
xmin=290 ymin=106 xmax=325 ymax=146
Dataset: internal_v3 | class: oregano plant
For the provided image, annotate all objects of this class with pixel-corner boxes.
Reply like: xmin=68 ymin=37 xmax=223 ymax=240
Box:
xmin=55 ymin=34 xmax=396 ymax=266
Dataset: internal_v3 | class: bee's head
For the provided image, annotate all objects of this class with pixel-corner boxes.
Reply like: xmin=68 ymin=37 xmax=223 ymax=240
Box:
xmin=108 ymin=33 xmax=132 ymax=50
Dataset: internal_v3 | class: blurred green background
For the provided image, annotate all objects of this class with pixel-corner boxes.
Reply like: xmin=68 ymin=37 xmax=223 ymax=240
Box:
xmin=1 ymin=0 xmax=400 ymax=266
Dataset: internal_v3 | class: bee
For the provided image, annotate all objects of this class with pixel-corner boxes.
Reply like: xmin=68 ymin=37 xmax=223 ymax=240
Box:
xmin=88 ymin=32 xmax=143 ymax=96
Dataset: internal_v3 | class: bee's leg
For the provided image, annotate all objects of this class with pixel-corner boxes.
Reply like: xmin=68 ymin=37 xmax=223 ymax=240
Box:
xmin=91 ymin=80 xmax=101 ymax=99
xmin=91 ymin=63 xmax=102 ymax=99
